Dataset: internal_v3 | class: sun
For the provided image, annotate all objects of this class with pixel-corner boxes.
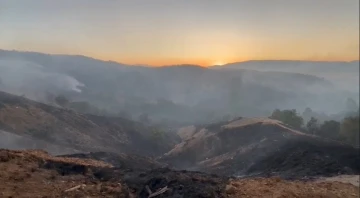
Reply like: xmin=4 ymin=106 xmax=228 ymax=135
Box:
xmin=213 ymin=61 xmax=225 ymax=66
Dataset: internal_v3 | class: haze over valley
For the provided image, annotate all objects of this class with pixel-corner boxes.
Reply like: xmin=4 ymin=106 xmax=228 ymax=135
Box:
xmin=0 ymin=50 xmax=358 ymax=125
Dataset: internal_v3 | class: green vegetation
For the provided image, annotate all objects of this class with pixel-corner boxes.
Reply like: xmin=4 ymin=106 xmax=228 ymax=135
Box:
xmin=54 ymin=95 xmax=70 ymax=107
xmin=306 ymin=117 xmax=319 ymax=135
xmin=270 ymin=109 xmax=304 ymax=129
xmin=340 ymin=116 xmax=359 ymax=147
xmin=271 ymin=108 xmax=359 ymax=147
xmin=138 ymin=113 xmax=150 ymax=124
xmin=150 ymin=127 xmax=165 ymax=139
xmin=345 ymin=98 xmax=358 ymax=112
xmin=317 ymin=120 xmax=341 ymax=140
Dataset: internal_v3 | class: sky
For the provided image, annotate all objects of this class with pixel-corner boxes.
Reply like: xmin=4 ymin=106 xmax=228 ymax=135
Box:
xmin=0 ymin=0 xmax=359 ymax=66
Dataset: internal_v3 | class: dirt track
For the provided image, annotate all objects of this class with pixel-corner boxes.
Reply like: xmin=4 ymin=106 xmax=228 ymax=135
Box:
xmin=315 ymin=175 xmax=360 ymax=186
xmin=0 ymin=149 xmax=359 ymax=198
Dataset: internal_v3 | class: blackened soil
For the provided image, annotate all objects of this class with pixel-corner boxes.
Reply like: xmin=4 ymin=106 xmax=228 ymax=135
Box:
xmin=43 ymin=158 xmax=228 ymax=198
xmin=246 ymin=137 xmax=360 ymax=179
xmin=92 ymin=167 xmax=228 ymax=198
xmin=59 ymin=151 xmax=165 ymax=170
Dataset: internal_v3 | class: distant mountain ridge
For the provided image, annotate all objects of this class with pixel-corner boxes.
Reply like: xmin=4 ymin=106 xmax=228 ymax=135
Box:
xmin=2 ymin=49 xmax=357 ymax=68
xmin=212 ymin=60 xmax=359 ymax=92
xmin=212 ymin=60 xmax=359 ymax=73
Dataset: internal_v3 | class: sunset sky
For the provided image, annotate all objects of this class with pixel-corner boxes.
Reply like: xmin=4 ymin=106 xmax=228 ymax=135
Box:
xmin=0 ymin=0 xmax=359 ymax=66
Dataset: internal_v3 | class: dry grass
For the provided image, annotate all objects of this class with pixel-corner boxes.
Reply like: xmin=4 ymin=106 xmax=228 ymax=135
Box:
xmin=226 ymin=177 xmax=359 ymax=198
xmin=0 ymin=149 xmax=112 ymax=168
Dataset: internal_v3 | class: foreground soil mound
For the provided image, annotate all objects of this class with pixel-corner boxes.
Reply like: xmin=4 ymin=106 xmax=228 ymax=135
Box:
xmin=0 ymin=91 xmax=175 ymax=156
xmin=1 ymin=149 xmax=358 ymax=198
xmin=161 ymin=118 xmax=360 ymax=178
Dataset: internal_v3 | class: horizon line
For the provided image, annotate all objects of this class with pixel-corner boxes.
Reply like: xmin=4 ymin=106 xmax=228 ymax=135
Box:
xmin=1 ymin=48 xmax=359 ymax=67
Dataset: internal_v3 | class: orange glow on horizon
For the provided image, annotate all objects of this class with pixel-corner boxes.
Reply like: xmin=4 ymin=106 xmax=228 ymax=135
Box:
xmin=72 ymin=54 xmax=359 ymax=67
xmin=3 ymin=46 xmax=358 ymax=67
xmin=100 ymin=56 xmax=359 ymax=67
xmin=99 ymin=57 xmax=247 ymax=67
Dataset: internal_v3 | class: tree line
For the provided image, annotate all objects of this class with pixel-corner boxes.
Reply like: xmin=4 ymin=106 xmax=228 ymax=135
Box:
xmin=270 ymin=108 xmax=359 ymax=147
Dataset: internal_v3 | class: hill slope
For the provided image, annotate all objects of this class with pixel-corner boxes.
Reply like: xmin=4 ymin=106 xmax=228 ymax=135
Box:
xmin=1 ymin=92 xmax=358 ymax=180
xmin=0 ymin=129 xmax=79 ymax=155
xmin=161 ymin=118 xmax=360 ymax=178
xmin=0 ymin=91 xmax=176 ymax=156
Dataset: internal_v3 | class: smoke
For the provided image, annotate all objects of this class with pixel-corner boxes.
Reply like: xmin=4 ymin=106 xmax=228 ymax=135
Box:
xmin=0 ymin=130 xmax=79 ymax=155
xmin=0 ymin=59 xmax=85 ymax=97
xmin=0 ymin=50 xmax=357 ymax=123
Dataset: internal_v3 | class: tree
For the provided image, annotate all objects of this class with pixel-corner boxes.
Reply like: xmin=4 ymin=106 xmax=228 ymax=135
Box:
xmin=228 ymin=76 xmax=243 ymax=114
xmin=45 ymin=92 xmax=56 ymax=104
xmin=117 ymin=110 xmax=132 ymax=120
xmin=68 ymin=101 xmax=92 ymax=113
xmin=54 ymin=95 xmax=69 ymax=107
xmin=302 ymin=107 xmax=314 ymax=123
xmin=318 ymin=120 xmax=341 ymax=139
xmin=306 ymin=117 xmax=319 ymax=134
xmin=151 ymin=127 xmax=164 ymax=139
xmin=222 ymin=114 xmax=233 ymax=122
xmin=345 ymin=98 xmax=358 ymax=112
xmin=303 ymin=107 xmax=313 ymax=117
xmin=341 ymin=116 xmax=359 ymax=147
xmin=138 ymin=113 xmax=150 ymax=124
xmin=270 ymin=109 xmax=304 ymax=129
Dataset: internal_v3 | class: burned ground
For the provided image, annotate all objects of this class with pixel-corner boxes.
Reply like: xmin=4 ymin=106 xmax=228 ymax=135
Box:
xmin=245 ymin=137 xmax=360 ymax=179
xmin=0 ymin=149 xmax=358 ymax=198
xmin=60 ymin=151 xmax=166 ymax=170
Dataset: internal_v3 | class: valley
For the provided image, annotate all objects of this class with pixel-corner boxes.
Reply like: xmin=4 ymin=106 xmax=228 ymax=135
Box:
xmin=0 ymin=91 xmax=359 ymax=197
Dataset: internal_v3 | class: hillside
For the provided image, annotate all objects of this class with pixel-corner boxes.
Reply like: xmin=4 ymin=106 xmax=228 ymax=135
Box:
xmin=1 ymin=149 xmax=358 ymax=198
xmin=0 ymin=91 xmax=177 ymax=157
xmin=0 ymin=129 xmax=79 ymax=155
xmin=0 ymin=90 xmax=359 ymax=197
xmin=1 ymin=91 xmax=358 ymax=180
xmin=161 ymin=118 xmax=360 ymax=178
xmin=1 ymin=91 xmax=358 ymax=181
